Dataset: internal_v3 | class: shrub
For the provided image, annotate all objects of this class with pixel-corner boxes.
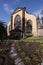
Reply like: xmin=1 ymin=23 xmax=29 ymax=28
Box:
xmin=25 ymin=56 xmax=31 ymax=62
xmin=21 ymin=51 xmax=26 ymax=57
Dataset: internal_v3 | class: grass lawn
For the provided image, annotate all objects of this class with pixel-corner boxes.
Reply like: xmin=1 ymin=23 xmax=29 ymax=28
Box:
xmin=0 ymin=36 xmax=43 ymax=44
xmin=23 ymin=36 xmax=43 ymax=42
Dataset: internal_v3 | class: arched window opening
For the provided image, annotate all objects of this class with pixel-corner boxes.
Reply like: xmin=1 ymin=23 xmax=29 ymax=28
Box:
xmin=26 ymin=20 xmax=32 ymax=33
xmin=14 ymin=15 xmax=21 ymax=29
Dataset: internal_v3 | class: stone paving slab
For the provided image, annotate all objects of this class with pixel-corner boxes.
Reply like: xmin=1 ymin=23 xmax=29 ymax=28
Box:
xmin=15 ymin=57 xmax=22 ymax=65
xmin=18 ymin=62 xmax=25 ymax=65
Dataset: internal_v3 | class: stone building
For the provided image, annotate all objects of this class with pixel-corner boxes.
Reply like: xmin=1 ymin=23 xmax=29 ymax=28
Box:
xmin=7 ymin=7 xmax=43 ymax=39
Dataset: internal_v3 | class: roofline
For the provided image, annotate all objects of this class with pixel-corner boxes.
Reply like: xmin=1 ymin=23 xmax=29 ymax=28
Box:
xmin=11 ymin=7 xmax=26 ymax=16
xmin=11 ymin=7 xmax=37 ymax=18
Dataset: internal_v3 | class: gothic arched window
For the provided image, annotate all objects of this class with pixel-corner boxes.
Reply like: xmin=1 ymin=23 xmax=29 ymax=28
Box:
xmin=26 ymin=20 xmax=32 ymax=33
xmin=14 ymin=15 xmax=21 ymax=29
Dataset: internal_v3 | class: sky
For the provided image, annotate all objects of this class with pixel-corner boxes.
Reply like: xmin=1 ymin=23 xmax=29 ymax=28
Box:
xmin=0 ymin=0 xmax=43 ymax=24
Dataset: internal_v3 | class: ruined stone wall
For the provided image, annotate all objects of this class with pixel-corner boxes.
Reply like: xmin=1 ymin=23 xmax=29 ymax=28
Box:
xmin=38 ymin=29 xmax=43 ymax=36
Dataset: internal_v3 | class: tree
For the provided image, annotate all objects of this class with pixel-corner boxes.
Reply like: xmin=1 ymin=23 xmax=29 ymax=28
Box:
xmin=0 ymin=21 xmax=7 ymax=40
xmin=41 ymin=10 xmax=43 ymax=15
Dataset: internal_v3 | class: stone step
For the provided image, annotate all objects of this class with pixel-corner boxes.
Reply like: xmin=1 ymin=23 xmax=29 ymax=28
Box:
xmin=10 ymin=52 xmax=19 ymax=59
xmin=17 ymin=61 xmax=25 ymax=65
xmin=15 ymin=57 xmax=22 ymax=65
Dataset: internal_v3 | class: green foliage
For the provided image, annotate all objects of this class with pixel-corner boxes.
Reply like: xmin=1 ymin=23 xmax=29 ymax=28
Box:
xmin=0 ymin=21 xmax=7 ymax=40
xmin=25 ymin=56 xmax=31 ymax=62
xmin=41 ymin=26 xmax=43 ymax=29
xmin=25 ymin=42 xmax=33 ymax=49
xmin=21 ymin=51 xmax=25 ymax=57
xmin=38 ymin=64 xmax=40 ymax=65
xmin=0 ymin=48 xmax=6 ymax=52
xmin=25 ymin=43 xmax=30 ymax=48
xmin=18 ymin=48 xmax=22 ymax=51
xmin=33 ymin=55 xmax=39 ymax=61
xmin=16 ymin=42 xmax=22 ymax=52
xmin=0 ymin=48 xmax=3 ymax=52
xmin=36 ymin=43 xmax=43 ymax=53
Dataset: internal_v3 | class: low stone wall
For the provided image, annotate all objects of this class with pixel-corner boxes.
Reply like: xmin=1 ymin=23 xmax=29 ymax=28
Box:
xmin=38 ymin=29 xmax=43 ymax=36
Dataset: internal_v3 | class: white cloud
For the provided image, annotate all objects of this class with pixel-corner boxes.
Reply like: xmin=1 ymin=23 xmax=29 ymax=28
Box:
xmin=3 ymin=4 xmax=14 ymax=13
xmin=33 ymin=9 xmax=43 ymax=18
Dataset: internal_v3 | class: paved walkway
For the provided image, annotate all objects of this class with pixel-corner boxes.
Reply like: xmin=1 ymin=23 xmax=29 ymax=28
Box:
xmin=10 ymin=43 xmax=25 ymax=65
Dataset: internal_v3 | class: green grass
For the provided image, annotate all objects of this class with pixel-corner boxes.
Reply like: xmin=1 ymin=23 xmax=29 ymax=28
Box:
xmin=0 ymin=36 xmax=43 ymax=43
xmin=23 ymin=36 xmax=43 ymax=42
xmin=13 ymin=36 xmax=43 ymax=43
xmin=25 ymin=37 xmax=40 ymax=40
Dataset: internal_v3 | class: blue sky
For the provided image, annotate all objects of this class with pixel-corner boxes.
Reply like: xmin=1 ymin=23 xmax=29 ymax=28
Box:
xmin=0 ymin=0 xmax=43 ymax=24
